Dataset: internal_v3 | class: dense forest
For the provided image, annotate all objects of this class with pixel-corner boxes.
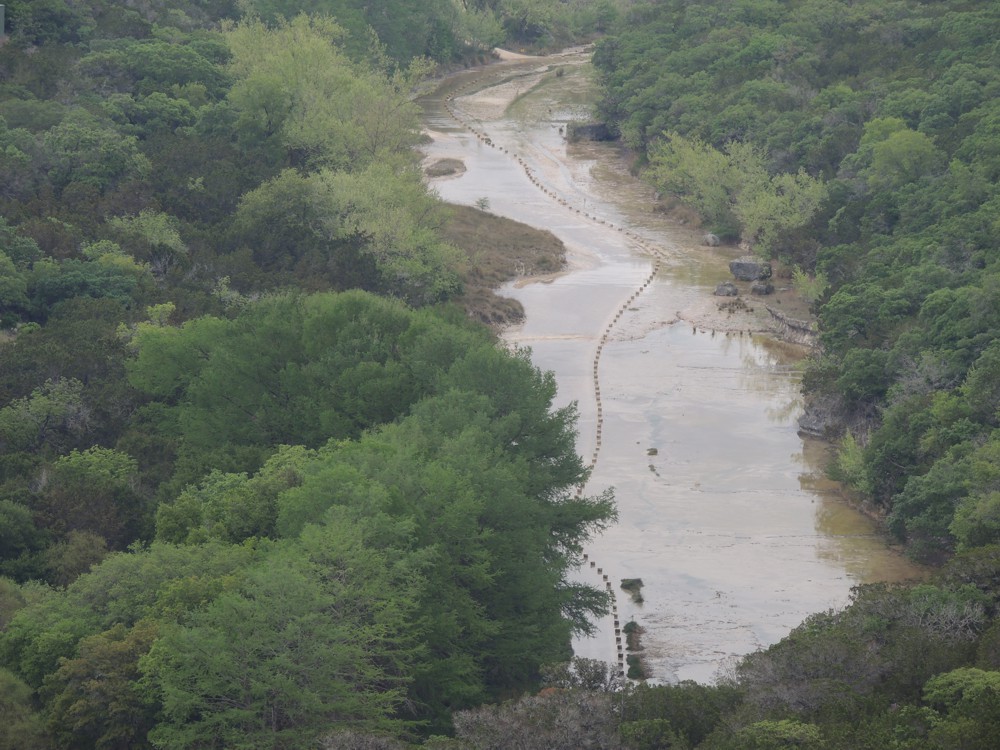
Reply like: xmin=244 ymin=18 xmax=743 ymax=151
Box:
xmin=5 ymin=0 xmax=1000 ymax=747
xmin=571 ymin=1 xmax=1000 ymax=747
xmin=0 ymin=1 xmax=623 ymax=747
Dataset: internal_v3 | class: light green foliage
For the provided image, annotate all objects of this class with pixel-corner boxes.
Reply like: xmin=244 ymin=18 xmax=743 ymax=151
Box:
xmin=108 ymin=210 xmax=188 ymax=276
xmin=791 ymin=266 xmax=829 ymax=305
xmin=156 ymin=445 xmax=312 ymax=544
xmin=923 ymin=667 xmax=1000 ymax=749
xmin=830 ymin=431 xmax=872 ymax=496
xmin=0 ymin=585 xmax=104 ymax=689
xmin=733 ymin=719 xmax=824 ymax=749
xmin=735 ymin=167 xmax=827 ymax=256
xmin=0 ymin=541 xmax=258 ymax=689
xmin=122 ymin=313 xmax=226 ymax=397
xmin=859 ymin=120 xmax=946 ymax=190
xmin=0 ymin=378 xmax=89 ymax=453
xmin=314 ymin=165 xmax=463 ymax=303
xmin=234 ymin=166 xmax=461 ymax=303
xmin=953 ymin=491 xmax=1000 ymax=551
xmin=646 ymin=133 xmax=826 ymax=252
xmin=949 ymin=437 xmax=1000 ymax=549
xmin=924 ymin=667 xmax=1000 ymax=710
xmin=647 ymin=133 xmax=738 ymax=236
xmin=619 ymin=719 xmax=688 ymax=749
xmin=455 ymin=7 xmax=506 ymax=50
xmin=143 ymin=522 xmax=420 ymax=748
xmin=224 ymin=14 xmax=425 ymax=171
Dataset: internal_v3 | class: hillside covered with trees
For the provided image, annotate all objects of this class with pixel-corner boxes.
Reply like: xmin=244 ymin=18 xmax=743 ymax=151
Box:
xmin=6 ymin=0 xmax=1000 ymax=747
xmin=593 ymin=0 xmax=1000 ymax=564
xmin=0 ymin=1 xmax=624 ymax=747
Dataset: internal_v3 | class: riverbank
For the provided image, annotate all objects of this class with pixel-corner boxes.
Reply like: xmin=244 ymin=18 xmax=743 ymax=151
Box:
xmin=425 ymin=52 xmax=819 ymax=348
xmin=419 ymin=48 xmax=926 ymax=683
xmin=440 ymin=202 xmax=567 ymax=326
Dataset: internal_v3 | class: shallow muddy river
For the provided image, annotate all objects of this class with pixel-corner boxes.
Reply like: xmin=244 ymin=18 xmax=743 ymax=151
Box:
xmin=420 ymin=51 xmax=923 ymax=683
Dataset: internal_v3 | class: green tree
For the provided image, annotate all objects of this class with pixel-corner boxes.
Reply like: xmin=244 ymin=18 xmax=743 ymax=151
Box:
xmin=41 ymin=111 xmax=151 ymax=194
xmin=32 ymin=447 xmax=144 ymax=550
xmin=108 ymin=210 xmax=188 ymax=279
xmin=864 ymin=126 xmax=946 ymax=191
xmin=143 ymin=521 xmax=420 ymax=749
xmin=42 ymin=620 xmax=159 ymax=750
xmin=923 ymin=667 xmax=1000 ymax=749
xmin=0 ymin=378 xmax=89 ymax=454
xmin=0 ymin=250 xmax=29 ymax=325
xmin=646 ymin=133 xmax=825 ymax=252
xmin=646 ymin=132 xmax=739 ymax=237
xmin=732 ymin=719 xmax=824 ymax=750
xmin=224 ymin=14 xmax=426 ymax=171
xmin=0 ymin=666 xmax=51 ymax=750
xmin=42 ymin=531 xmax=109 ymax=588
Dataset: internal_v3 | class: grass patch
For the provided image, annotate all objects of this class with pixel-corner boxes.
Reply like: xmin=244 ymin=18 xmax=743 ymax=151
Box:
xmin=441 ymin=203 xmax=566 ymax=327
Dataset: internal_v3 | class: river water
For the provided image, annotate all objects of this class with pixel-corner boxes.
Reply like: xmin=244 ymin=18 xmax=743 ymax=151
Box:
xmin=420 ymin=51 xmax=923 ymax=684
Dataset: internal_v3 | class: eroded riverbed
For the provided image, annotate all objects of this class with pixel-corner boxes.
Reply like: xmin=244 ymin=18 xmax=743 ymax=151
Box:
xmin=420 ymin=51 xmax=923 ymax=683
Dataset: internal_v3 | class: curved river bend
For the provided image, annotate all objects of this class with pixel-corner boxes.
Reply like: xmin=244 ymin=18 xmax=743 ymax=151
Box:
xmin=419 ymin=51 xmax=922 ymax=683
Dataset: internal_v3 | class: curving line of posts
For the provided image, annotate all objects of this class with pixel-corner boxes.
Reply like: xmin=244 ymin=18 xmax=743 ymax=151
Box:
xmin=441 ymin=68 xmax=669 ymax=676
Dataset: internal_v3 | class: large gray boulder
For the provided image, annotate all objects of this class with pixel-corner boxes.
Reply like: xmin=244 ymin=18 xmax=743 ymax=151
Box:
xmin=798 ymin=395 xmax=845 ymax=437
xmin=729 ymin=256 xmax=772 ymax=281
xmin=703 ymin=233 xmax=720 ymax=247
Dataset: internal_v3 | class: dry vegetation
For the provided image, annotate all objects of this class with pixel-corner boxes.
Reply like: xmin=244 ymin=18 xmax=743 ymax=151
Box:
xmin=442 ymin=204 xmax=566 ymax=326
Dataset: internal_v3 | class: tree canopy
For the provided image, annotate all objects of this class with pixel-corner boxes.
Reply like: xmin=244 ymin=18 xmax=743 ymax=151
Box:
xmin=0 ymin=1 xmax=621 ymax=745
